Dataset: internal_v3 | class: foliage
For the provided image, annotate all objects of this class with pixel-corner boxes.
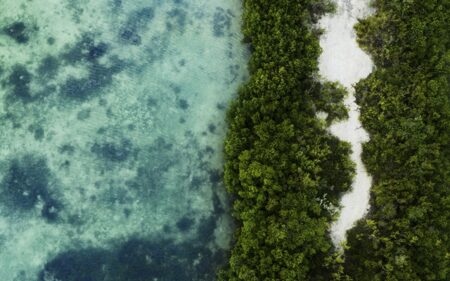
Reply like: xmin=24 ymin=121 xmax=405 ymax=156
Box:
xmin=219 ymin=1 xmax=355 ymax=280
xmin=343 ymin=1 xmax=450 ymax=280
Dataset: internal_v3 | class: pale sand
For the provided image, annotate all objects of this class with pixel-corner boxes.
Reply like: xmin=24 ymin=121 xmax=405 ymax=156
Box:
xmin=318 ymin=0 xmax=374 ymax=246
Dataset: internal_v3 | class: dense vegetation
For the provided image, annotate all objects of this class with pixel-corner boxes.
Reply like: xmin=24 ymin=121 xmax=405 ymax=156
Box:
xmin=219 ymin=1 xmax=355 ymax=280
xmin=343 ymin=1 xmax=450 ymax=280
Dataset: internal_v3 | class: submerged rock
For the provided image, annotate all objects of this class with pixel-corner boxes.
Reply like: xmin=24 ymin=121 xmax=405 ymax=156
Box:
xmin=40 ymin=237 xmax=223 ymax=281
xmin=0 ymin=155 xmax=62 ymax=221
xmin=7 ymin=65 xmax=33 ymax=102
xmin=3 ymin=22 xmax=29 ymax=43
xmin=91 ymin=138 xmax=133 ymax=162
xmin=1 ymin=156 xmax=51 ymax=210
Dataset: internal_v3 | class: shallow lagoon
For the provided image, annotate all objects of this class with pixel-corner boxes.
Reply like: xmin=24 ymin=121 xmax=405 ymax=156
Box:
xmin=0 ymin=0 xmax=248 ymax=279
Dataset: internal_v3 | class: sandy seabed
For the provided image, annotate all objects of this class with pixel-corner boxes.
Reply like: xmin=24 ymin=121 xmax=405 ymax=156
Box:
xmin=0 ymin=0 xmax=248 ymax=279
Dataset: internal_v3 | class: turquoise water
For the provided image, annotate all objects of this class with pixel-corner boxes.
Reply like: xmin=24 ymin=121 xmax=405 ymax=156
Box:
xmin=0 ymin=0 xmax=248 ymax=279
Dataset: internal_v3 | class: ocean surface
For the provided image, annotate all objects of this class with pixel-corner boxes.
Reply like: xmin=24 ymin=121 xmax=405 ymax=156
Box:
xmin=0 ymin=0 xmax=248 ymax=279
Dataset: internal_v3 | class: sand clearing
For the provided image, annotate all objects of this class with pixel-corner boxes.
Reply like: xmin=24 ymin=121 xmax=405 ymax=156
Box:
xmin=318 ymin=0 xmax=374 ymax=246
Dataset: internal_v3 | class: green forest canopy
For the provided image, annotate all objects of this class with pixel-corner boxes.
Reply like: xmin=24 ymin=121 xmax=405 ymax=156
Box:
xmin=343 ymin=0 xmax=450 ymax=280
xmin=219 ymin=0 xmax=354 ymax=280
xmin=220 ymin=0 xmax=450 ymax=280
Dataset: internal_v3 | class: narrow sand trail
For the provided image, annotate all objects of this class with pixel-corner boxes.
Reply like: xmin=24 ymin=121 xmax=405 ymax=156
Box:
xmin=318 ymin=0 xmax=374 ymax=246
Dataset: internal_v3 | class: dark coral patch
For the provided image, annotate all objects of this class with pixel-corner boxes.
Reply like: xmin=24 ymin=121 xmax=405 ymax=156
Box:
xmin=7 ymin=65 xmax=32 ymax=102
xmin=132 ymin=7 xmax=155 ymax=28
xmin=197 ymin=215 xmax=217 ymax=242
xmin=60 ymin=62 xmax=122 ymax=101
xmin=87 ymin=42 xmax=108 ymax=61
xmin=28 ymin=124 xmax=45 ymax=141
xmin=209 ymin=169 xmax=222 ymax=184
xmin=147 ymin=97 xmax=158 ymax=107
xmin=58 ymin=144 xmax=75 ymax=155
xmin=3 ymin=22 xmax=29 ymax=43
xmin=34 ymin=126 xmax=45 ymax=140
xmin=178 ymin=99 xmax=189 ymax=110
xmin=0 ymin=155 xmax=63 ymax=221
xmin=212 ymin=191 xmax=225 ymax=215
xmin=123 ymin=208 xmax=131 ymax=218
xmin=41 ymin=197 xmax=63 ymax=222
xmin=59 ymin=36 xmax=124 ymax=102
xmin=91 ymin=138 xmax=133 ymax=162
xmin=190 ymin=176 xmax=203 ymax=190
xmin=38 ymin=56 xmax=59 ymax=78
xmin=154 ymin=137 xmax=174 ymax=151
xmin=61 ymin=38 xmax=90 ymax=64
xmin=76 ymin=108 xmax=91 ymax=120
xmin=38 ymin=249 xmax=112 ymax=281
xmin=119 ymin=7 xmax=154 ymax=45
xmin=61 ymin=77 xmax=96 ymax=100
xmin=216 ymin=103 xmax=226 ymax=110
xmin=47 ymin=37 xmax=55 ymax=45
xmin=113 ymin=239 xmax=213 ymax=280
xmin=176 ymin=216 xmax=194 ymax=232
xmin=62 ymin=36 xmax=110 ymax=64
xmin=208 ymin=123 xmax=216 ymax=133
xmin=112 ymin=0 xmax=122 ymax=9
xmin=40 ymin=237 xmax=224 ymax=281
xmin=115 ymin=239 xmax=171 ymax=279
xmin=166 ymin=8 xmax=187 ymax=31
xmin=212 ymin=8 xmax=231 ymax=37
xmin=120 ymin=29 xmax=142 ymax=45
xmin=0 ymin=156 xmax=50 ymax=210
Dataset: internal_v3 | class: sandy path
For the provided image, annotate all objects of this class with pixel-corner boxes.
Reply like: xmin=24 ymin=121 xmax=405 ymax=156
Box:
xmin=318 ymin=0 xmax=374 ymax=246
